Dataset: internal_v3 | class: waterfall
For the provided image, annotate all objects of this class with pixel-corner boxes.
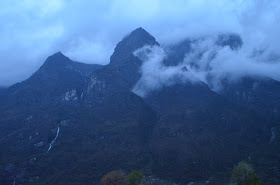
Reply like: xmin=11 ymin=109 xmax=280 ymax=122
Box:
xmin=47 ymin=127 xmax=60 ymax=153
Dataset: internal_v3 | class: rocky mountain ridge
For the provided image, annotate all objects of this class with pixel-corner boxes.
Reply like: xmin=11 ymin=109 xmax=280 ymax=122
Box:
xmin=0 ymin=27 xmax=280 ymax=185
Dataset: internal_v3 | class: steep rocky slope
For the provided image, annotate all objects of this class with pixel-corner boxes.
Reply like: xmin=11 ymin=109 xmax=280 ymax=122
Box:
xmin=0 ymin=28 xmax=280 ymax=185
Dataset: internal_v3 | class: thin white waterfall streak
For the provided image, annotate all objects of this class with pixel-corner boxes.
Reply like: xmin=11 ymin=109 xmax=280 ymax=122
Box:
xmin=47 ymin=127 xmax=60 ymax=153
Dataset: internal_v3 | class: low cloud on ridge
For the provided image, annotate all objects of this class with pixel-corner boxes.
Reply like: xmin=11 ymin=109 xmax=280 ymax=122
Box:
xmin=132 ymin=45 xmax=202 ymax=97
xmin=0 ymin=0 xmax=280 ymax=86
xmin=131 ymin=0 xmax=280 ymax=96
xmin=133 ymin=33 xmax=280 ymax=96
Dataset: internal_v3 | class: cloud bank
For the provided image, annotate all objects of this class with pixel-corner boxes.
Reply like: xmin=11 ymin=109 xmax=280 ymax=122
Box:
xmin=132 ymin=45 xmax=202 ymax=97
xmin=133 ymin=33 xmax=280 ymax=96
xmin=130 ymin=0 xmax=280 ymax=96
xmin=0 ymin=0 xmax=280 ymax=86
xmin=184 ymin=37 xmax=280 ymax=92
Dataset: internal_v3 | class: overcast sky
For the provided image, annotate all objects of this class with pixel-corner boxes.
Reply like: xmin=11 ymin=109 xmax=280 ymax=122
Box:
xmin=0 ymin=0 xmax=279 ymax=87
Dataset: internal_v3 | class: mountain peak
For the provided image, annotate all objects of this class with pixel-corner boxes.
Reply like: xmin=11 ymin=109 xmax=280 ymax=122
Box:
xmin=130 ymin=27 xmax=151 ymax=38
xmin=52 ymin=51 xmax=64 ymax=57
xmin=125 ymin=27 xmax=157 ymax=46
xmin=110 ymin=27 xmax=159 ymax=64
xmin=47 ymin=51 xmax=68 ymax=62
xmin=41 ymin=51 xmax=71 ymax=69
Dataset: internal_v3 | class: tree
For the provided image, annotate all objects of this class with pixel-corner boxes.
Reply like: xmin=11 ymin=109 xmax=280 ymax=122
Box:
xmin=230 ymin=161 xmax=262 ymax=185
xmin=101 ymin=170 xmax=126 ymax=185
xmin=126 ymin=170 xmax=144 ymax=185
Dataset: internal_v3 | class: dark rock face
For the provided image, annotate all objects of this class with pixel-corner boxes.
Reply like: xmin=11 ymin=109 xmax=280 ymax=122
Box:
xmin=110 ymin=27 xmax=159 ymax=65
xmin=216 ymin=33 xmax=243 ymax=50
xmin=0 ymin=27 xmax=279 ymax=185
xmin=1 ymin=52 xmax=102 ymax=108
xmin=0 ymin=52 xmax=103 ymax=140
xmin=142 ymin=82 xmax=270 ymax=183
xmin=0 ymin=28 xmax=158 ymax=185
xmin=221 ymin=77 xmax=280 ymax=119
xmin=163 ymin=33 xmax=242 ymax=66
xmin=102 ymin=27 xmax=160 ymax=89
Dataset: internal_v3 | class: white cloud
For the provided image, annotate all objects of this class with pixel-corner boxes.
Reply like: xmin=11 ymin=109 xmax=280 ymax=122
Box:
xmin=183 ymin=38 xmax=280 ymax=92
xmin=0 ymin=0 xmax=280 ymax=86
xmin=132 ymin=45 xmax=201 ymax=97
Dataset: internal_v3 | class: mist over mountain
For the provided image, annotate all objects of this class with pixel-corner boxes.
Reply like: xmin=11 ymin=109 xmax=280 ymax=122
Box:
xmin=0 ymin=26 xmax=280 ymax=185
xmin=1 ymin=1 xmax=280 ymax=185
xmin=1 ymin=0 xmax=280 ymax=87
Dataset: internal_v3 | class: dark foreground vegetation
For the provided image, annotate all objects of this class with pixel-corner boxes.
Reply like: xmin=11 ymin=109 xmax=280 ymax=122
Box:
xmin=100 ymin=162 xmax=262 ymax=185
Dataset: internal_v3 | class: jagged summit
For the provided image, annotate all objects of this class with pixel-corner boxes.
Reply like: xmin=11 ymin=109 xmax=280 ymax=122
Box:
xmin=41 ymin=51 xmax=71 ymax=69
xmin=51 ymin=51 xmax=64 ymax=57
xmin=96 ymin=27 xmax=160 ymax=88
xmin=129 ymin=27 xmax=154 ymax=40
xmin=47 ymin=51 xmax=67 ymax=61
xmin=123 ymin=27 xmax=159 ymax=48
xmin=110 ymin=27 xmax=159 ymax=64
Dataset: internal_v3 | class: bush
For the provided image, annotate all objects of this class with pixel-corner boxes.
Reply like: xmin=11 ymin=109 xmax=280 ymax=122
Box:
xmin=126 ymin=170 xmax=144 ymax=185
xmin=101 ymin=170 xmax=126 ymax=185
xmin=230 ymin=161 xmax=262 ymax=185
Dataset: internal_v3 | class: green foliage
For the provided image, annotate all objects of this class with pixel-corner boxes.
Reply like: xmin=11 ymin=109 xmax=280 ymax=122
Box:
xmin=230 ymin=161 xmax=262 ymax=185
xmin=100 ymin=170 xmax=126 ymax=185
xmin=126 ymin=170 xmax=144 ymax=185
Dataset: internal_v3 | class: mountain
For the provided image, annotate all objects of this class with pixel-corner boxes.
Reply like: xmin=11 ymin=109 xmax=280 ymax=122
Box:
xmin=142 ymin=78 xmax=270 ymax=183
xmin=0 ymin=28 xmax=157 ymax=185
xmin=1 ymin=52 xmax=102 ymax=108
xmin=218 ymin=77 xmax=280 ymax=185
xmin=0 ymin=27 xmax=280 ymax=185
xmin=163 ymin=33 xmax=243 ymax=66
xmin=153 ymin=33 xmax=280 ymax=184
xmin=94 ymin=27 xmax=159 ymax=90
xmin=221 ymin=77 xmax=280 ymax=119
xmin=0 ymin=53 xmax=102 ymax=139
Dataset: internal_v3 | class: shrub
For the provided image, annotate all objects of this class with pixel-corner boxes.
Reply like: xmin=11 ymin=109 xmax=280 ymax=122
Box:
xmin=230 ymin=161 xmax=262 ymax=185
xmin=126 ymin=170 xmax=144 ymax=185
xmin=101 ymin=170 xmax=126 ymax=185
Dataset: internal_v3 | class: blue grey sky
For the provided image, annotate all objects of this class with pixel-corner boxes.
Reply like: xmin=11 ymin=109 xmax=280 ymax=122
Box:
xmin=0 ymin=0 xmax=279 ymax=86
